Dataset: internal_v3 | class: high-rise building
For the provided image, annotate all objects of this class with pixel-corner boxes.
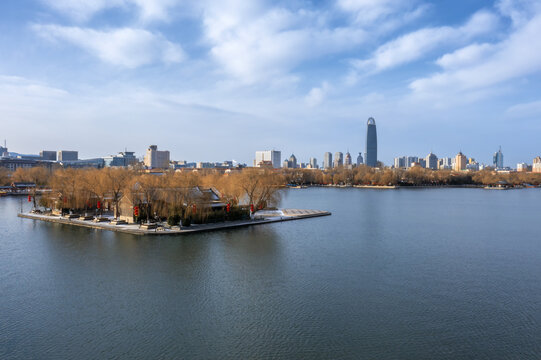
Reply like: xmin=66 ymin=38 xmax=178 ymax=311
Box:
xmin=365 ymin=117 xmax=378 ymax=167
xmin=58 ymin=150 xmax=78 ymax=161
xmin=40 ymin=150 xmax=57 ymax=161
xmin=144 ymin=145 xmax=170 ymax=169
xmin=425 ymin=152 xmax=438 ymax=170
xmin=454 ymin=152 xmax=467 ymax=171
xmin=356 ymin=153 xmax=364 ymax=166
xmin=394 ymin=156 xmax=406 ymax=168
xmin=344 ymin=152 xmax=352 ymax=166
xmin=533 ymin=156 xmax=541 ymax=173
xmin=333 ymin=152 xmax=343 ymax=168
xmin=493 ymin=146 xmax=504 ymax=169
xmin=0 ymin=143 xmax=7 ymax=157
xmin=309 ymin=157 xmax=318 ymax=169
xmin=283 ymin=154 xmax=297 ymax=169
xmin=517 ymin=163 xmax=530 ymax=172
xmin=255 ymin=150 xmax=281 ymax=168
xmin=323 ymin=152 xmax=332 ymax=169
xmin=406 ymin=156 xmax=418 ymax=168
xmin=438 ymin=157 xmax=452 ymax=169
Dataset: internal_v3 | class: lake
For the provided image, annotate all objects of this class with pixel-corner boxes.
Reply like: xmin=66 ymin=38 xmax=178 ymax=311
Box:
xmin=1 ymin=188 xmax=540 ymax=359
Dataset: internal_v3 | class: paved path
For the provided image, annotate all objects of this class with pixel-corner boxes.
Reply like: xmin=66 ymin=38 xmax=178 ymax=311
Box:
xmin=18 ymin=209 xmax=331 ymax=236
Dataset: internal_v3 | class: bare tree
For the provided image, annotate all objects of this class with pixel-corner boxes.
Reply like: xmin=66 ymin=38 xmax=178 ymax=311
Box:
xmin=49 ymin=168 xmax=80 ymax=213
xmin=0 ymin=168 xmax=10 ymax=186
xmin=234 ymin=169 xmax=282 ymax=209
xmin=11 ymin=167 xmax=51 ymax=208
xmin=101 ymin=168 xmax=133 ymax=218
xmin=131 ymin=174 xmax=162 ymax=222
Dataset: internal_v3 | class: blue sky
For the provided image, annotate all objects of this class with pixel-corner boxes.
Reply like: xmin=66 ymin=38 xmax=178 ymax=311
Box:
xmin=1 ymin=0 xmax=541 ymax=166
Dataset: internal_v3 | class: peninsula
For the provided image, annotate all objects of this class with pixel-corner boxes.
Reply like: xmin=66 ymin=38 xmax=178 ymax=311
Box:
xmin=13 ymin=167 xmax=331 ymax=235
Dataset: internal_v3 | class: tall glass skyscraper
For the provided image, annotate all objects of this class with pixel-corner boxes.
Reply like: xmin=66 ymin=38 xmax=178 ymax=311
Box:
xmin=493 ymin=146 xmax=504 ymax=169
xmin=323 ymin=152 xmax=332 ymax=169
xmin=333 ymin=152 xmax=343 ymax=168
xmin=365 ymin=117 xmax=378 ymax=167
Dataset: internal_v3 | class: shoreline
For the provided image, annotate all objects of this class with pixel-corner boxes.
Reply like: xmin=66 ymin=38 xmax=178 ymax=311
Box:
xmin=288 ymin=184 xmax=538 ymax=189
xmin=17 ymin=209 xmax=331 ymax=236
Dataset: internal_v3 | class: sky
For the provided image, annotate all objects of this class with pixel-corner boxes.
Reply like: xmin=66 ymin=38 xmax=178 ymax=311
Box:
xmin=1 ymin=0 xmax=541 ymax=166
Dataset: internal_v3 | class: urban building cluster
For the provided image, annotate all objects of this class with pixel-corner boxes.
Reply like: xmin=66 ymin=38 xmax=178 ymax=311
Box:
xmin=253 ymin=117 xmax=378 ymax=171
xmin=141 ymin=145 xmax=244 ymax=171
xmin=0 ymin=142 xmax=138 ymax=171
xmin=392 ymin=146 xmax=540 ymax=173
xmin=0 ymin=143 xmax=244 ymax=172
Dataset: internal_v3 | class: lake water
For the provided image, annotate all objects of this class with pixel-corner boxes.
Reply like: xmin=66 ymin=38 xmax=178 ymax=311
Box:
xmin=1 ymin=188 xmax=541 ymax=359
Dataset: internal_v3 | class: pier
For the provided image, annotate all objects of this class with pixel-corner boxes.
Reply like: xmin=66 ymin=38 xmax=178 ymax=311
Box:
xmin=17 ymin=209 xmax=331 ymax=236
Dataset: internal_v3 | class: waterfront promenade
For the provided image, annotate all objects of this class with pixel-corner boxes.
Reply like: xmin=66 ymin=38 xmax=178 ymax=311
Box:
xmin=18 ymin=209 xmax=331 ymax=236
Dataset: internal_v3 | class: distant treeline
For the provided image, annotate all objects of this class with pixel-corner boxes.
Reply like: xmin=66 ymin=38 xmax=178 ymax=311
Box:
xmin=282 ymin=166 xmax=541 ymax=186
xmin=3 ymin=165 xmax=541 ymax=195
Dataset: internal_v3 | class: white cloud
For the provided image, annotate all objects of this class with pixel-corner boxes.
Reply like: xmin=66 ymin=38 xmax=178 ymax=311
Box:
xmin=435 ymin=43 xmax=496 ymax=69
xmin=33 ymin=24 xmax=185 ymax=68
xmin=336 ymin=0 xmax=431 ymax=38
xmin=305 ymin=82 xmax=330 ymax=107
xmin=460 ymin=9 xmax=501 ymax=34
xmin=40 ymin=0 xmax=180 ymax=23
xmin=496 ymin=0 xmax=541 ymax=27
xmin=0 ymin=75 xmax=68 ymax=98
xmin=36 ymin=0 xmax=429 ymax=85
xmin=337 ymin=0 xmax=419 ymax=26
xmin=410 ymin=12 xmax=541 ymax=94
xmin=130 ymin=0 xmax=180 ymax=23
xmin=201 ymin=1 xmax=367 ymax=84
xmin=353 ymin=10 xmax=499 ymax=73
xmin=506 ymin=99 xmax=541 ymax=117
xmin=39 ymin=0 xmax=122 ymax=22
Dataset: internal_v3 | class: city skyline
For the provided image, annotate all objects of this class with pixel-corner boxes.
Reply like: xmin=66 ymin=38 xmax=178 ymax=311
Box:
xmin=1 ymin=1 xmax=541 ymax=165
xmin=2 ymin=140 xmax=540 ymax=171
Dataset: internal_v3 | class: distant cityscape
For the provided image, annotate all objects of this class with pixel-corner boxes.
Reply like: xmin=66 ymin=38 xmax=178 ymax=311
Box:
xmin=0 ymin=143 xmax=247 ymax=172
xmin=1 ymin=117 xmax=540 ymax=174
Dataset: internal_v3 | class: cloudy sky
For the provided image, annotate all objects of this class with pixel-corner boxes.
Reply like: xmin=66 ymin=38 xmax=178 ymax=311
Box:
xmin=1 ymin=0 xmax=540 ymax=166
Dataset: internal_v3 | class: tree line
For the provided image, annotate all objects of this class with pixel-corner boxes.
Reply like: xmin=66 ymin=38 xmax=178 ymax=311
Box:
xmin=282 ymin=166 xmax=541 ymax=186
xmin=4 ymin=165 xmax=541 ymax=212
